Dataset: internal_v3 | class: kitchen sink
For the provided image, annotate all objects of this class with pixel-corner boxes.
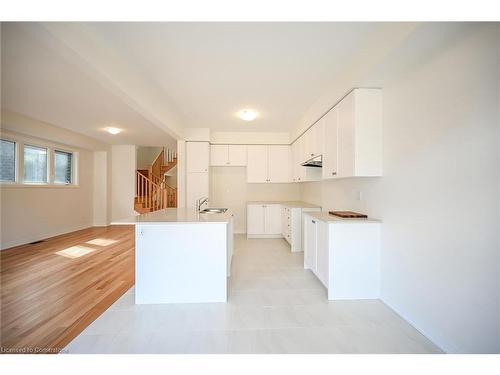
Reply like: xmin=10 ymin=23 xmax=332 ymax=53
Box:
xmin=199 ymin=208 xmax=228 ymax=214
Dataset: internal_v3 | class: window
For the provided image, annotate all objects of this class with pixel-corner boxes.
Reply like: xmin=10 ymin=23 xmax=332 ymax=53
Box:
xmin=54 ymin=150 xmax=73 ymax=184
xmin=24 ymin=145 xmax=48 ymax=183
xmin=1 ymin=136 xmax=78 ymax=186
xmin=0 ymin=139 xmax=16 ymax=182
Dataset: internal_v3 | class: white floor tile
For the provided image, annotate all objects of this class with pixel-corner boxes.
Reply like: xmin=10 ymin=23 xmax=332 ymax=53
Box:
xmin=64 ymin=234 xmax=441 ymax=354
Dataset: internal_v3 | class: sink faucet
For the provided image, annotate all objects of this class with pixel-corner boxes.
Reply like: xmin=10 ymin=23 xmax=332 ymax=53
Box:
xmin=196 ymin=196 xmax=209 ymax=212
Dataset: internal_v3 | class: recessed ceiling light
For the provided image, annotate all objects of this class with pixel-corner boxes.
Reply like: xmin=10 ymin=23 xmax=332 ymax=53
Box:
xmin=105 ymin=127 xmax=122 ymax=135
xmin=238 ymin=109 xmax=258 ymax=122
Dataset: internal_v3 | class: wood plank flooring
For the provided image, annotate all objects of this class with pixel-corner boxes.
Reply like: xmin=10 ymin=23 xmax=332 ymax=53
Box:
xmin=0 ymin=225 xmax=135 ymax=354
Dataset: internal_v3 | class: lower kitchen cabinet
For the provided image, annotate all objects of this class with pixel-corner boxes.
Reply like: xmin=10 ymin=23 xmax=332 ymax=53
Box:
xmin=303 ymin=213 xmax=381 ymax=300
xmin=282 ymin=206 xmax=321 ymax=252
xmin=304 ymin=215 xmax=317 ymax=270
xmin=248 ymin=203 xmax=321 ymax=247
xmin=247 ymin=203 xmax=282 ymax=237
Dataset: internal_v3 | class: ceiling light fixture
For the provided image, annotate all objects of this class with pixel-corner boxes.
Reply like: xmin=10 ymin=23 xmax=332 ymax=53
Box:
xmin=105 ymin=127 xmax=122 ymax=135
xmin=238 ymin=109 xmax=258 ymax=122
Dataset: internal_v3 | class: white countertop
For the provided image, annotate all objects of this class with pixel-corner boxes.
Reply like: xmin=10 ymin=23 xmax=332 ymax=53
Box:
xmin=247 ymin=200 xmax=321 ymax=209
xmin=112 ymin=207 xmax=233 ymax=225
xmin=304 ymin=211 xmax=382 ymax=224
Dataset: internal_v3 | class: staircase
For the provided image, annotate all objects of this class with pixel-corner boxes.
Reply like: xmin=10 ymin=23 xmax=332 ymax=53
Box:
xmin=135 ymin=148 xmax=177 ymax=214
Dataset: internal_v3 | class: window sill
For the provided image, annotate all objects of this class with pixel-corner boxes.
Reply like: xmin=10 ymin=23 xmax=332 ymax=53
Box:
xmin=0 ymin=183 xmax=79 ymax=189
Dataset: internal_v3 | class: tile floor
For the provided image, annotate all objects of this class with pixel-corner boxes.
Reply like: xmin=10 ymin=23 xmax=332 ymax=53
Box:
xmin=64 ymin=235 xmax=442 ymax=354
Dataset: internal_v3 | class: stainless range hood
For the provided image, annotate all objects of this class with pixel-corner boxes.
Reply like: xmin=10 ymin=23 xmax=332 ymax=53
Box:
xmin=301 ymin=155 xmax=322 ymax=168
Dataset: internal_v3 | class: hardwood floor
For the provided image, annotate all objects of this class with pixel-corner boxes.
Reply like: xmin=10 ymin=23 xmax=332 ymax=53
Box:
xmin=0 ymin=225 xmax=135 ymax=354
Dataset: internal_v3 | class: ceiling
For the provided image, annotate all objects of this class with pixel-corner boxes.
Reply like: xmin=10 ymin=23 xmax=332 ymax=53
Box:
xmin=1 ymin=22 xmax=475 ymax=144
xmin=85 ymin=22 xmax=380 ymax=132
xmin=1 ymin=23 xmax=177 ymax=147
xmin=1 ymin=22 xmax=386 ymax=143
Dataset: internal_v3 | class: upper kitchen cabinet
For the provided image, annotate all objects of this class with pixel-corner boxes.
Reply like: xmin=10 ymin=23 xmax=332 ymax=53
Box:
xmin=247 ymin=145 xmax=291 ymax=183
xmin=186 ymin=141 xmax=209 ymax=207
xmin=210 ymin=144 xmax=247 ymax=166
xmin=268 ymin=145 xmax=292 ymax=183
xmin=301 ymin=127 xmax=313 ymax=162
xmin=247 ymin=145 xmax=268 ymax=183
xmin=322 ymin=107 xmax=339 ymax=179
xmin=186 ymin=141 xmax=209 ymax=173
xmin=296 ymin=119 xmax=325 ymax=165
xmin=306 ymin=118 xmax=325 ymax=161
xmin=228 ymin=145 xmax=247 ymax=166
xmin=336 ymin=88 xmax=382 ymax=178
xmin=210 ymin=144 xmax=227 ymax=166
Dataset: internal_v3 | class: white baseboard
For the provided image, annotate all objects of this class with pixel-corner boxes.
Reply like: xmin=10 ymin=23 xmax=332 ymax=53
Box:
xmin=1 ymin=223 xmax=93 ymax=251
xmin=246 ymin=234 xmax=283 ymax=239
xmin=380 ymin=297 xmax=447 ymax=353
xmin=93 ymin=222 xmax=110 ymax=227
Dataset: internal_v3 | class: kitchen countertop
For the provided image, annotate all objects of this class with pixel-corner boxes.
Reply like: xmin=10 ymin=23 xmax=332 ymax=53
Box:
xmin=303 ymin=211 xmax=381 ymax=224
xmin=247 ymin=200 xmax=321 ymax=209
xmin=111 ymin=207 xmax=233 ymax=225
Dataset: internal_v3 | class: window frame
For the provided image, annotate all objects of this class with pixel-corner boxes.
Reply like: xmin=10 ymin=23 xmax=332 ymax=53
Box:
xmin=0 ymin=133 xmax=79 ymax=188
xmin=23 ymin=143 xmax=49 ymax=185
xmin=0 ymin=138 xmax=18 ymax=184
xmin=53 ymin=149 xmax=75 ymax=185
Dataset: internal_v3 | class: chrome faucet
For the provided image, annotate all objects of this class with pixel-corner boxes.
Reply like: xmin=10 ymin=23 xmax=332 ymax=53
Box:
xmin=196 ymin=196 xmax=209 ymax=212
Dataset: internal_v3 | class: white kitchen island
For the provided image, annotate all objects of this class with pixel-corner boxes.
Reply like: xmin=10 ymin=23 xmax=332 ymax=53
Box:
xmin=113 ymin=208 xmax=234 ymax=304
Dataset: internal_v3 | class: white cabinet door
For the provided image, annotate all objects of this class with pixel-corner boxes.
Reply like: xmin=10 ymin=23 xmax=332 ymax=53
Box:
xmin=311 ymin=118 xmax=324 ymax=158
xmin=296 ymin=137 xmax=306 ymax=182
xmin=247 ymin=145 xmax=268 ymax=183
xmin=291 ymin=141 xmax=299 ymax=182
xmin=315 ymin=220 xmax=328 ymax=287
xmin=228 ymin=145 xmax=247 ymax=166
xmin=187 ymin=142 xmax=209 ymax=173
xmin=281 ymin=206 xmax=287 ymax=237
xmin=337 ymin=92 xmax=355 ymax=178
xmin=302 ymin=129 xmax=313 ymax=163
xmin=186 ymin=172 xmax=209 ymax=208
xmin=304 ymin=216 xmax=317 ymax=271
xmin=264 ymin=204 xmax=282 ymax=235
xmin=322 ymin=107 xmax=339 ymax=179
xmin=247 ymin=204 xmax=265 ymax=235
xmin=210 ymin=145 xmax=228 ymax=166
xmin=268 ymin=145 xmax=291 ymax=183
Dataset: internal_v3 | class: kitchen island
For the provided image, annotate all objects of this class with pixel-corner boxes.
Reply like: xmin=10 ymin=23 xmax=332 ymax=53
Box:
xmin=112 ymin=208 xmax=233 ymax=304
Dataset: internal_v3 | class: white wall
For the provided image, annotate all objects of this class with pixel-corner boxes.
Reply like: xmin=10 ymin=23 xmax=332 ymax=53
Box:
xmin=0 ymin=145 xmax=93 ymax=249
xmin=1 ymin=152 xmax=95 ymax=249
xmin=1 ymin=110 xmax=107 ymax=151
xmin=210 ymin=167 xmax=300 ymax=233
xmin=93 ymin=151 xmax=109 ymax=226
xmin=136 ymin=146 xmax=163 ymax=169
xmin=300 ymin=25 xmax=500 ymax=353
xmin=0 ymin=112 xmax=101 ymax=249
xmin=111 ymin=145 xmax=136 ymax=221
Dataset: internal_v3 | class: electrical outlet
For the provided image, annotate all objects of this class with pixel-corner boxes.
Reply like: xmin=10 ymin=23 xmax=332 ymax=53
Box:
xmin=357 ymin=191 xmax=363 ymax=201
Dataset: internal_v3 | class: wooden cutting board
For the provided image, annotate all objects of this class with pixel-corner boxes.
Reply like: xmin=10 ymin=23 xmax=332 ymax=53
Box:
xmin=329 ymin=211 xmax=368 ymax=218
